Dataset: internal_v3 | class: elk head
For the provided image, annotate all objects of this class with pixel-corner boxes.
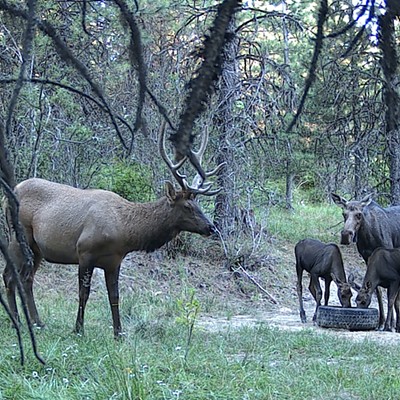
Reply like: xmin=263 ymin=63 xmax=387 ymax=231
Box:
xmin=159 ymin=121 xmax=225 ymax=236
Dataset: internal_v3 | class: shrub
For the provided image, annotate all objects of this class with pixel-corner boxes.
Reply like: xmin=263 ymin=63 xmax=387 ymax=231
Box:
xmin=94 ymin=160 xmax=155 ymax=202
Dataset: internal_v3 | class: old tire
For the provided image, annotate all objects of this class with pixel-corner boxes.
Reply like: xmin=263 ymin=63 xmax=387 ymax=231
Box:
xmin=316 ymin=306 xmax=379 ymax=331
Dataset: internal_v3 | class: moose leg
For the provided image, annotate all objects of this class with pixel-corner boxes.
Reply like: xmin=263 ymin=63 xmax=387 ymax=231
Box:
xmin=309 ymin=275 xmax=322 ymax=322
xmin=395 ymin=293 xmax=400 ymax=333
xmin=296 ymin=269 xmax=307 ymax=323
xmin=375 ymin=287 xmax=385 ymax=329
xmin=75 ymin=264 xmax=94 ymax=335
xmin=324 ymin=276 xmax=332 ymax=306
xmin=385 ymin=284 xmax=400 ymax=332
xmin=104 ymin=265 xmax=122 ymax=339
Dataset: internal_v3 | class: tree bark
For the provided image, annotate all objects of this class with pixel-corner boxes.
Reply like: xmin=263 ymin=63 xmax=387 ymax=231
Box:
xmin=213 ymin=20 xmax=239 ymax=238
xmin=379 ymin=0 xmax=400 ymax=204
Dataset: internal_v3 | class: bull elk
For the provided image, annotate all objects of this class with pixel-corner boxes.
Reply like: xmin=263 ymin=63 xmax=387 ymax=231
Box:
xmin=3 ymin=122 xmax=223 ymax=339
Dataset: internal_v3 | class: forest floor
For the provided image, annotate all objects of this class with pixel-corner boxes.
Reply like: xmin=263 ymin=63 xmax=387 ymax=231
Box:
xmin=12 ymin=234 xmax=400 ymax=345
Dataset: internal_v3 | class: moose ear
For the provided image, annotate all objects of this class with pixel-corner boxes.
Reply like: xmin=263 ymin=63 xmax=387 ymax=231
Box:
xmin=347 ymin=273 xmax=361 ymax=291
xmin=331 ymin=193 xmax=347 ymax=208
xmin=360 ymin=195 xmax=372 ymax=208
xmin=165 ymin=181 xmax=177 ymax=203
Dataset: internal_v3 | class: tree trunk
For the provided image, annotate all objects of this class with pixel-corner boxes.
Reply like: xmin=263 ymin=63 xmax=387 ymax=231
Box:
xmin=213 ymin=20 xmax=239 ymax=238
xmin=379 ymin=0 xmax=400 ymax=204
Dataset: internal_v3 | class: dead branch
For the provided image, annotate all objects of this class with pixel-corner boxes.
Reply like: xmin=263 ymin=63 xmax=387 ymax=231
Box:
xmin=234 ymin=265 xmax=278 ymax=305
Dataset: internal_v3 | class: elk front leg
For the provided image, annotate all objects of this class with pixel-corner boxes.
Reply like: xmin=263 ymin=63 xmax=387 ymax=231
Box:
xmin=104 ymin=265 xmax=122 ymax=339
xmin=75 ymin=264 xmax=94 ymax=335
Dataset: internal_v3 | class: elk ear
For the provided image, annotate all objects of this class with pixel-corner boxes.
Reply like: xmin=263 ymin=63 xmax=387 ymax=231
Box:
xmin=331 ymin=193 xmax=347 ymax=208
xmin=165 ymin=181 xmax=177 ymax=203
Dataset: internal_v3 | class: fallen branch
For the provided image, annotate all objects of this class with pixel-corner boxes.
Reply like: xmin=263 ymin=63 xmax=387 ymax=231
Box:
xmin=234 ymin=265 xmax=278 ymax=305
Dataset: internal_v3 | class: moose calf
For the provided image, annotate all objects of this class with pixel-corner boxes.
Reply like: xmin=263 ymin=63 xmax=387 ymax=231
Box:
xmin=295 ymin=238 xmax=352 ymax=323
xmin=355 ymin=247 xmax=400 ymax=332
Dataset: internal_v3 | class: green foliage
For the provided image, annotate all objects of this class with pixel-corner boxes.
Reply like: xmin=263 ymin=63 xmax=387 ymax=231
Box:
xmin=176 ymin=288 xmax=201 ymax=362
xmin=94 ymin=160 xmax=155 ymax=202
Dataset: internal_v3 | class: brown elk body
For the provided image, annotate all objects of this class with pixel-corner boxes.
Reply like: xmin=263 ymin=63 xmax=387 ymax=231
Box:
xmin=4 ymin=124 xmax=223 ymax=338
xmin=295 ymin=238 xmax=352 ymax=323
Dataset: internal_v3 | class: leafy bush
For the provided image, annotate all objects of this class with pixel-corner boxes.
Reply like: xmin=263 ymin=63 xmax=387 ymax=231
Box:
xmin=94 ymin=160 xmax=155 ymax=202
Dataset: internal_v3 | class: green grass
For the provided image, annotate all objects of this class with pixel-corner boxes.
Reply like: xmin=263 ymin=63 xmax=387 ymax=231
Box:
xmin=1 ymin=291 xmax=400 ymax=400
xmin=266 ymin=203 xmax=342 ymax=244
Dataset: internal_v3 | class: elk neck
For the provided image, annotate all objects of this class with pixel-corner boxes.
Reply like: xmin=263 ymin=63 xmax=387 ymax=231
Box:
xmin=119 ymin=196 xmax=180 ymax=253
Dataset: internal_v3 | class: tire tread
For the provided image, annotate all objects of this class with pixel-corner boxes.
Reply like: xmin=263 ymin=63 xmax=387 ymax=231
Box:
xmin=316 ymin=306 xmax=379 ymax=331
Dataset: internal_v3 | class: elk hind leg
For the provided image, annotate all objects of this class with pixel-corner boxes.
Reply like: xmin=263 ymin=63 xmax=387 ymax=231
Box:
xmin=104 ymin=265 xmax=122 ymax=339
xmin=3 ymin=239 xmax=26 ymax=326
xmin=75 ymin=263 xmax=94 ymax=335
xmin=23 ymin=247 xmax=44 ymax=327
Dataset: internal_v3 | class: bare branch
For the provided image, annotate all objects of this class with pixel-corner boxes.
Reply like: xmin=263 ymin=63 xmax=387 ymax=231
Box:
xmin=286 ymin=0 xmax=328 ymax=132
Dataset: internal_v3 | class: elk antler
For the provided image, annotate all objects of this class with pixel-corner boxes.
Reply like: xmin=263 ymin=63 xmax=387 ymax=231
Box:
xmin=159 ymin=121 xmax=225 ymax=196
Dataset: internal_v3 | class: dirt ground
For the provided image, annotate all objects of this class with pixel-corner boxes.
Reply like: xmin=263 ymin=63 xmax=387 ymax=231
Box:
xmin=198 ymin=295 xmax=400 ymax=345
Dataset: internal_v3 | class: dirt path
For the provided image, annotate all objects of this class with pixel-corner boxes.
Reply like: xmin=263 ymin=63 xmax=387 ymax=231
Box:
xmin=199 ymin=292 xmax=400 ymax=345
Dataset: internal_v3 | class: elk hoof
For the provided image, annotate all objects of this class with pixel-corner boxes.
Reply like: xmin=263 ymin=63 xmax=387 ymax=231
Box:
xmin=114 ymin=331 xmax=126 ymax=341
